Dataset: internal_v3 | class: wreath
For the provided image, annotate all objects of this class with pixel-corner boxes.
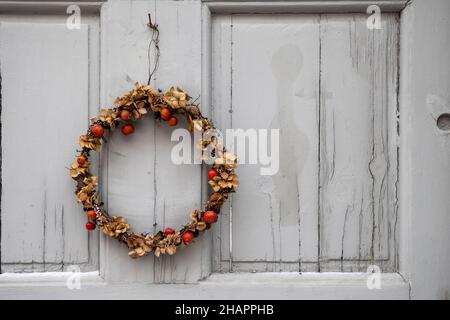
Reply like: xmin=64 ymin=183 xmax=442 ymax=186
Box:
xmin=69 ymin=82 xmax=239 ymax=258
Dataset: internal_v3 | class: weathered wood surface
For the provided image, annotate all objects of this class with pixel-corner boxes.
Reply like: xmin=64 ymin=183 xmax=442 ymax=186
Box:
xmin=212 ymin=14 xmax=320 ymax=272
xmin=0 ymin=19 xmax=99 ymax=272
xmin=0 ymin=272 xmax=409 ymax=300
xmin=318 ymin=14 xmax=399 ymax=272
xmin=100 ymin=0 xmax=208 ymax=283
xmin=1 ymin=0 xmax=450 ymax=300
xmin=211 ymin=14 xmax=232 ymax=273
xmin=399 ymin=0 xmax=450 ymax=299
xmin=212 ymin=13 xmax=399 ymax=273
xmin=0 ymin=2 xmax=401 ymax=280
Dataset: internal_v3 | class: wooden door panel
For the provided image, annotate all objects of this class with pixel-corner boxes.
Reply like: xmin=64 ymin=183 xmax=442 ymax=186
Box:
xmin=212 ymin=13 xmax=399 ymax=273
xmin=213 ymin=14 xmax=320 ymax=272
xmin=319 ymin=14 xmax=399 ymax=272
xmin=0 ymin=22 xmax=94 ymax=272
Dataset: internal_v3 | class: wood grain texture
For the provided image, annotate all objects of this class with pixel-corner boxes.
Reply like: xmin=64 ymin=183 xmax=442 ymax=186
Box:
xmin=319 ymin=14 xmax=399 ymax=272
xmin=399 ymin=0 xmax=450 ymax=299
xmin=2 ymin=0 xmax=450 ymax=300
xmin=0 ymin=22 xmax=95 ymax=272
xmin=100 ymin=0 xmax=206 ymax=283
xmin=211 ymin=14 xmax=232 ymax=272
xmin=212 ymin=13 xmax=399 ymax=273
xmin=212 ymin=14 xmax=321 ymax=272
xmin=234 ymin=14 xmax=318 ymax=272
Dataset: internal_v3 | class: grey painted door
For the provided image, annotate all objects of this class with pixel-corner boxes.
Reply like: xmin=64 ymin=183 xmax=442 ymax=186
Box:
xmin=1 ymin=0 xmax=450 ymax=300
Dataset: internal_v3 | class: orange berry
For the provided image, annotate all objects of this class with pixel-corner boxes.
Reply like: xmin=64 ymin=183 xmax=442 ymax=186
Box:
xmin=91 ymin=124 xmax=104 ymax=138
xmin=77 ymin=155 xmax=87 ymax=165
xmin=86 ymin=210 xmax=97 ymax=220
xmin=164 ymin=228 xmax=175 ymax=235
xmin=85 ymin=221 xmax=96 ymax=230
xmin=203 ymin=211 xmax=218 ymax=224
xmin=120 ymin=110 xmax=131 ymax=121
xmin=182 ymin=231 xmax=194 ymax=245
xmin=160 ymin=107 xmax=173 ymax=121
xmin=208 ymin=169 xmax=218 ymax=180
xmin=121 ymin=123 xmax=135 ymax=136
xmin=168 ymin=116 xmax=178 ymax=126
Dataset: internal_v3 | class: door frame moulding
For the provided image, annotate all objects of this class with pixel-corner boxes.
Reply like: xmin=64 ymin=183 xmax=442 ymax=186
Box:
xmin=0 ymin=1 xmax=104 ymax=14
xmin=0 ymin=271 xmax=409 ymax=299
xmin=203 ymin=0 xmax=408 ymax=14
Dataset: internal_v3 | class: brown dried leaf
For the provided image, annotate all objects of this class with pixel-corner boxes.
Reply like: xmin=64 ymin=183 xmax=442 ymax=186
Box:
xmin=166 ymin=245 xmax=176 ymax=255
xmin=79 ymin=135 xmax=101 ymax=151
xmin=69 ymin=162 xmax=90 ymax=178
xmin=196 ymin=221 xmax=207 ymax=231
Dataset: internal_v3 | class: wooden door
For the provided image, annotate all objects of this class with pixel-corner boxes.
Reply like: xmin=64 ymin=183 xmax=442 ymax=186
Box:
xmin=0 ymin=0 xmax=449 ymax=300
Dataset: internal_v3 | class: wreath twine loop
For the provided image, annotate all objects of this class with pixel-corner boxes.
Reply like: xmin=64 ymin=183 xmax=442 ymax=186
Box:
xmin=69 ymin=83 xmax=239 ymax=258
xmin=146 ymin=13 xmax=160 ymax=85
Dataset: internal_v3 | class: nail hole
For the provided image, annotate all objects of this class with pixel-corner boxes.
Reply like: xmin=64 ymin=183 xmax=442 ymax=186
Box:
xmin=437 ymin=113 xmax=450 ymax=131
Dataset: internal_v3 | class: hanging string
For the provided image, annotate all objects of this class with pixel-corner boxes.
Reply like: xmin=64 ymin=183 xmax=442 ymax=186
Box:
xmin=147 ymin=13 xmax=160 ymax=85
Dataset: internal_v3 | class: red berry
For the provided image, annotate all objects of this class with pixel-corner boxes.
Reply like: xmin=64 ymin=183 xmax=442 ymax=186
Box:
xmin=182 ymin=231 xmax=194 ymax=245
xmin=85 ymin=221 xmax=96 ymax=230
xmin=86 ymin=210 xmax=97 ymax=220
xmin=164 ymin=228 xmax=175 ymax=235
xmin=91 ymin=124 xmax=104 ymax=138
xmin=208 ymin=169 xmax=218 ymax=180
xmin=160 ymin=107 xmax=173 ymax=121
xmin=121 ymin=123 xmax=135 ymax=136
xmin=120 ymin=110 xmax=131 ymax=121
xmin=203 ymin=211 xmax=218 ymax=224
xmin=77 ymin=155 xmax=87 ymax=165
xmin=168 ymin=116 xmax=178 ymax=126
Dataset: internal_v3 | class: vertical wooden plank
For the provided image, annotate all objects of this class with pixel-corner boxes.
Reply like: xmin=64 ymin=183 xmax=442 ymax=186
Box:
xmin=200 ymin=2 xmax=214 ymax=280
xmin=85 ymin=14 xmax=101 ymax=272
xmin=100 ymin=0 xmax=157 ymax=283
xmin=0 ymin=22 xmax=90 ymax=271
xmin=399 ymin=0 xmax=450 ymax=299
xmin=216 ymin=15 xmax=320 ymax=272
xmin=211 ymin=14 xmax=232 ymax=272
xmin=151 ymin=0 xmax=204 ymax=284
xmin=372 ymin=15 xmax=399 ymax=273
xmin=319 ymin=14 xmax=398 ymax=272
xmin=295 ymin=16 xmax=321 ymax=273
xmin=101 ymin=0 xmax=205 ymax=283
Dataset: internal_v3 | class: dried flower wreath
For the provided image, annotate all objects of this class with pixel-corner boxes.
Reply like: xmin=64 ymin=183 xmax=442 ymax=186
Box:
xmin=70 ymin=83 xmax=239 ymax=258
xmin=69 ymin=16 xmax=238 ymax=258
